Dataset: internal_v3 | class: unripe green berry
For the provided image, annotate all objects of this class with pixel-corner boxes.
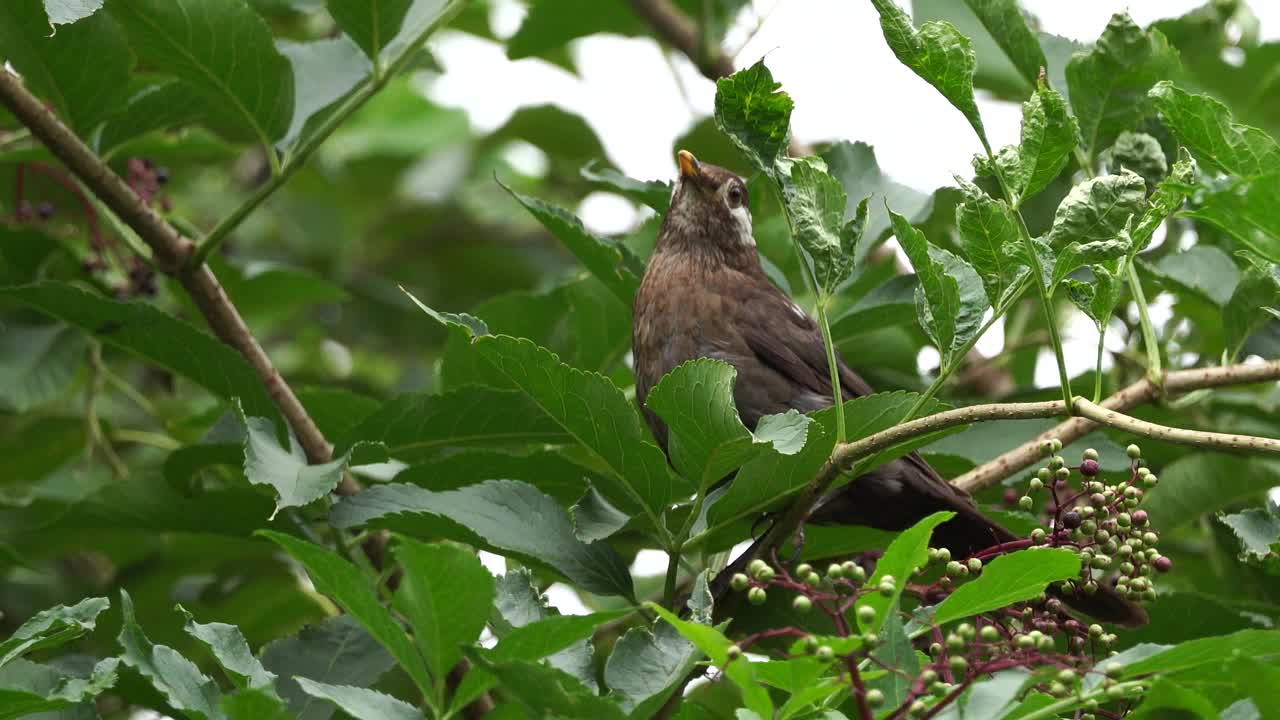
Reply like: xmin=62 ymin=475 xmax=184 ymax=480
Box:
xmin=957 ymin=622 xmax=975 ymax=639
xmin=1031 ymin=528 xmax=1046 ymax=543
xmin=1104 ymin=662 xmax=1123 ymax=679
xmin=1056 ymin=466 xmax=1071 ymax=481
xmin=1143 ymin=531 xmax=1159 ymax=545
xmin=1015 ymin=634 xmax=1034 ymax=649
xmin=747 ymin=587 xmax=767 ymax=605
xmin=920 ymin=669 xmax=938 ymax=685
xmin=858 ymin=605 xmax=876 ymax=624
xmin=1126 ymin=444 xmax=1142 ymax=459
xmin=946 ymin=633 xmax=966 ymax=652
xmin=827 ymin=563 xmax=844 ymax=579
xmin=804 ymin=572 xmax=822 ymax=588
xmin=1018 ymin=495 xmax=1034 ymax=510
xmin=946 ymin=560 xmax=964 ymax=577
xmin=936 ymin=548 xmax=951 ymax=563
xmin=726 ymin=644 xmax=742 ymax=661
xmin=730 ymin=573 xmax=750 ymax=591
xmin=795 ymin=563 xmax=813 ymax=577
xmin=1029 ymin=477 xmax=1044 ymax=491
xmin=803 ymin=635 xmax=820 ymax=653
xmin=792 ymin=595 xmax=812 ymax=613
xmin=748 ymin=559 xmax=768 ymax=576
xmin=929 ymin=642 xmax=943 ymax=657
xmin=1057 ymin=669 xmax=1076 ymax=684
xmin=1049 ymin=681 xmax=1067 ymax=696
xmin=980 ymin=625 xmax=1000 ymax=642
xmin=863 ymin=632 xmax=880 ymax=649
xmin=930 ymin=681 xmax=949 ymax=698
xmin=1049 ymin=455 xmax=1065 ymax=470
xmin=1144 ymin=474 xmax=1159 ymax=488
xmin=756 ymin=566 xmax=775 ymax=582
xmin=815 ymin=645 xmax=834 ymax=662
xmin=1037 ymin=634 xmax=1055 ymax=651
xmin=866 ymin=688 xmax=885 ymax=708
xmin=910 ymin=700 xmax=927 ymax=717
xmin=967 ymin=557 xmax=983 ymax=573
xmin=1083 ymin=448 xmax=1100 ymax=461
xmin=949 ymin=656 xmax=969 ymax=674
xmin=1051 ymin=438 xmax=1063 ymax=452
xmin=849 ymin=565 xmax=867 ymax=583
xmin=1117 ymin=512 xmax=1132 ymax=528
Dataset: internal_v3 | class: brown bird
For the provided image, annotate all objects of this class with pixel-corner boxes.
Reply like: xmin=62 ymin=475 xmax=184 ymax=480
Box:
xmin=632 ymin=149 xmax=1146 ymax=627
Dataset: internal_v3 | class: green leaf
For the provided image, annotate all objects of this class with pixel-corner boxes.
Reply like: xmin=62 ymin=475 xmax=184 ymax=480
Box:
xmin=869 ymin=0 xmax=987 ymax=147
xmin=932 ymin=549 xmax=1081 ymax=625
xmin=1229 ymin=656 xmax=1280 ymax=720
xmin=1066 ymin=13 xmax=1179 ymax=160
xmin=0 ymin=324 xmax=85 ymax=414
xmin=491 ymin=570 xmax=597 ymax=690
xmin=44 ymin=0 xmax=103 ymax=26
xmin=335 ymin=387 xmax=570 ymax=461
xmin=1131 ymin=151 xmax=1194 ymax=252
xmin=0 ymin=1 xmax=131 ymax=135
xmin=571 ymin=486 xmax=631 ymax=542
xmin=257 ymin=531 xmax=433 ymax=697
xmin=890 ymin=208 xmax=988 ymax=364
xmin=1146 ymin=246 xmax=1240 ymax=307
xmin=294 ymin=678 xmax=424 ymax=720
xmin=107 ymin=0 xmax=295 ymax=145
xmin=1103 ymin=131 xmax=1168 ymax=190
xmin=646 ymin=358 xmax=811 ymax=488
xmin=502 ymin=182 xmax=644 ymax=305
xmin=960 ymin=0 xmax=1046 ymax=88
xmin=407 ymin=297 xmax=685 ymax=525
xmin=489 ymin=610 xmax=627 ymax=664
xmin=1045 ymin=170 xmax=1147 ymax=248
xmin=1184 ymin=173 xmax=1280 ymax=264
xmin=1128 ymin=677 xmax=1216 ymax=719
xmin=955 ymin=179 xmax=1022 ymax=305
xmin=485 ymin=659 xmax=626 ymax=720
xmin=260 ymin=615 xmax=396 ymax=720
xmin=325 ymin=0 xmax=410 ymax=62
xmin=177 ymin=605 xmax=278 ymax=693
xmin=866 ymin=607 xmax=918 ymax=709
xmin=713 ymin=60 xmax=794 ymax=174
xmin=1224 ymin=255 xmax=1280 ymax=357
xmin=1149 ymin=81 xmax=1280 ymax=178
xmin=822 ymin=140 xmax=932 ymax=258
xmin=604 ymin=619 xmax=701 ymax=717
xmin=222 ymin=687 xmax=292 ymax=720
xmin=0 ymin=657 xmax=120 ymax=719
xmin=1220 ymin=509 xmax=1280 ymax=561
xmin=117 ymin=589 xmax=225 ymax=720
xmin=1118 ymin=629 xmax=1280 ymax=677
xmin=648 ymin=603 xmax=773 ymax=719
xmin=581 ymin=162 xmax=672 ymax=213
xmin=96 ymin=79 xmax=207 ymax=154
xmin=0 ymin=596 xmax=109 ymax=669
xmin=780 ymin=156 xmax=869 ymax=294
xmin=238 ymin=406 xmax=371 ymax=519
xmin=1014 ymin=85 xmax=1079 ymax=201
xmin=0 ymin=283 xmax=279 ymax=424
xmin=957 ymin=669 xmax=1031 ymax=720
xmin=393 ymin=538 xmax=494 ymax=684
xmin=1050 ymin=239 xmax=1128 ymax=291
xmin=832 ymin=274 xmax=919 ymax=341
xmin=330 ymin=480 xmax=635 ymax=598
xmin=278 ymin=36 xmax=371 ymax=149
xmin=855 ymin=512 xmax=954 ymax=633
xmin=1064 ymin=264 xmax=1122 ymax=331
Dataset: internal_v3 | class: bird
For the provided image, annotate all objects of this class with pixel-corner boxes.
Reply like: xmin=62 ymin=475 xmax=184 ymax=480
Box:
xmin=632 ymin=149 xmax=1147 ymax=627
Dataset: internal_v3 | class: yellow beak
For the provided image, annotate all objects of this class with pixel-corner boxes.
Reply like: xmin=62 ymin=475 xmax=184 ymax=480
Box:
xmin=677 ymin=149 xmax=700 ymax=179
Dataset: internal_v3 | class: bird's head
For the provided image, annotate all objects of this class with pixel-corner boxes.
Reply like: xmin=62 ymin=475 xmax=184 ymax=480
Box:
xmin=657 ymin=150 xmax=755 ymax=259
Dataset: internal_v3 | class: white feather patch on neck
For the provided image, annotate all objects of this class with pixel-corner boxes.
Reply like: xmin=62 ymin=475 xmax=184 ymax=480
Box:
xmin=730 ymin=204 xmax=755 ymax=246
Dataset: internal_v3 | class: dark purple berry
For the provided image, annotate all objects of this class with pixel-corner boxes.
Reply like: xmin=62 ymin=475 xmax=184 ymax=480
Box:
xmin=1154 ymin=556 xmax=1172 ymax=573
xmin=1062 ymin=511 xmax=1081 ymax=529
xmin=1132 ymin=510 xmax=1148 ymax=526
xmin=36 ymin=201 xmax=54 ymax=219
xmin=1080 ymin=459 xmax=1100 ymax=477
xmin=1003 ymin=488 xmax=1019 ymax=506
xmin=156 ymin=166 xmax=171 ymax=184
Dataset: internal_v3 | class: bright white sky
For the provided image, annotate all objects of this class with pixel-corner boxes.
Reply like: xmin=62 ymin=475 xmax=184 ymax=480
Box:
xmin=425 ymin=1 xmax=1277 ymax=612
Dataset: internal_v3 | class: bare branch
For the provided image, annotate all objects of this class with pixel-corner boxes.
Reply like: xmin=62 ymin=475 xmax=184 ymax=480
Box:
xmin=627 ymin=0 xmax=735 ymax=80
xmin=0 ymin=68 xmax=353 ymax=493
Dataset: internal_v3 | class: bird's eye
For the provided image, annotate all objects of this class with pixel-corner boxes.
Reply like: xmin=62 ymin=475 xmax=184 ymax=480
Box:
xmin=726 ymin=184 xmax=744 ymax=208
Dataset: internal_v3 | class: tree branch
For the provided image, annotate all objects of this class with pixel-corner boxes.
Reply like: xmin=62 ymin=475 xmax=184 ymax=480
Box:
xmin=627 ymin=0 xmax=735 ymax=80
xmin=750 ymin=359 xmax=1280 ymax=561
xmin=953 ymin=359 xmax=1280 ymax=492
xmin=0 ymin=67 xmax=354 ymax=494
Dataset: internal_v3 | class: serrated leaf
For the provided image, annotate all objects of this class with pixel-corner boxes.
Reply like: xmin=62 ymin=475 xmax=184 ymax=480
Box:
xmin=713 ymin=60 xmax=794 ymax=174
xmin=581 ymin=162 xmax=672 ymax=213
xmin=955 ymin=179 xmax=1022 ymax=305
xmin=1050 ymin=239 xmax=1128 ymax=290
xmin=1045 ymin=170 xmax=1147 ymax=248
xmin=278 ymin=35 xmax=371 ymax=149
xmin=1220 ymin=509 xmax=1280 ymax=561
xmin=325 ymin=0 xmax=410 ymax=62
xmin=0 ymin=283 xmax=279 ymax=425
xmin=779 ymin=156 xmax=869 ymax=294
xmin=107 ymin=0 xmax=295 ymax=144
xmin=822 ymin=140 xmax=932 ymax=258
xmin=1067 ymin=13 xmax=1179 ymax=160
xmin=1229 ymin=656 xmax=1280 ymax=720
xmin=177 ymin=606 xmax=278 ymax=693
xmin=1224 ymin=255 xmax=1280 ymax=357
xmin=605 ymin=620 xmax=699 ymax=717
xmin=44 ymin=0 xmax=103 ymax=25
xmin=491 ymin=570 xmax=597 ymax=690
xmin=933 ymin=549 xmax=1081 ymax=625
xmin=502 ymin=182 xmax=644 ymax=305
xmin=1015 ymin=85 xmax=1078 ymax=201
xmin=1116 ymin=629 xmax=1280 ymax=678
xmin=393 ymin=538 xmax=494 ymax=682
xmin=831 ymin=274 xmax=919 ymax=341
xmin=96 ymin=79 xmax=207 ymax=154
xmin=1149 ymin=81 xmax=1280 ymax=178
xmin=869 ymin=0 xmax=987 ymax=146
xmin=891 ymin=208 xmax=988 ymax=364
xmin=1146 ymin=246 xmax=1241 ymax=307
xmin=0 ymin=597 xmax=109 ymax=669
xmin=866 ymin=607 xmax=917 ymax=709
xmin=0 ymin=1 xmax=131 ymax=135
xmin=646 ymin=358 xmax=811 ymax=488
xmin=486 ymin=658 xmax=626 ymax=720
xmin=1103 ymin=131 xmax=1168 ymax=189
xmin=0 ymin=656 xmax=120 ymax=719
xmin=258 ymin=532 xmax=433 ymax=697
xmin=1184 ymin=173 xmax=1280 ymax=264
xmin=570 ymin=486 xmax=630 ymax=542
xmin=1143 ymin=455 xmax=1280 ymax=530
xmin=117 ymin=590 xmax=225 ymax=720
xmin=1064 ymin=263 xmax=1122 ymax=331
xmin=854 ymin=512 xmax=953 ymax=633
xmin=334 ymin=387 xmax=570 ymax=461
xmin=222 ymin=687 xmax=291 ymax=720
xmin=961 ymin=0 xmax=1046 ymax=88
xmin=488 ymin=610 xmax=627 ymax=664
xmin=330 ymin=480 xmax=635 ymax=598
xmin=260 ymin=616 xmax=396 ymax=720
xmin=295 ymin=678 xmax=424 ymax=720
xmin=1131 ymin=152 xmax=1194 ymax=251
xmin=647 ymin=603 xmax=773 ymax=718
xmin=405 ymin=293 xmax=685 ymax=525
